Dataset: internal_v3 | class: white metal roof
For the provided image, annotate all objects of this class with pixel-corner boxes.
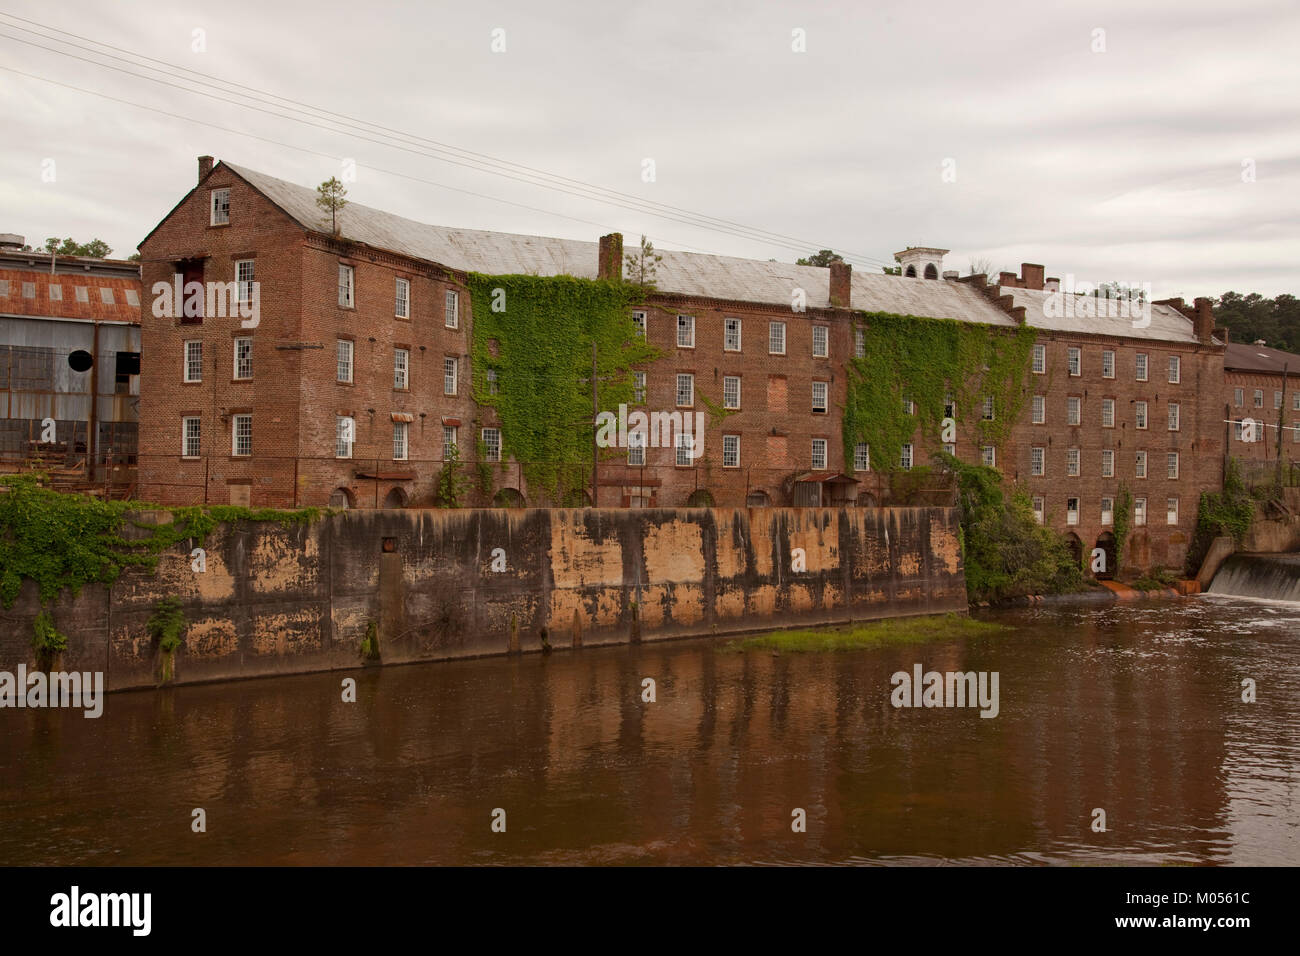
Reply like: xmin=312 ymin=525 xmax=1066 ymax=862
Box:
xmin=1003 ymin=287 xmax=1207 ymax=344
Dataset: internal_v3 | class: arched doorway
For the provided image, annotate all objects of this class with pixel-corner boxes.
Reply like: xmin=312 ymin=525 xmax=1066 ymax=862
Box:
xmin=492 ymin=488 xmax=525 ymax=508
xmin=1094 ymin=531 xmax=1117 ymax=579
xmin=329 ymin=487 xmax=354 ymax=509
xmin=745 ymin=490 xmax=771 ymax=507
xmin=686 ymin=489 xmax=715 ymax=508
xmin=383 ymin=487 xmax=408 ymax=509
xmin=856 ymin=491 xmax=878 ymax=507
xmin=1064 ymin=532 xmax=1083 ymax=567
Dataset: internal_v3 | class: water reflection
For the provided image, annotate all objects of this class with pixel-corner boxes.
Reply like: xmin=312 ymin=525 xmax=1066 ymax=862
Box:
xmin=1 ymin=597 xmax=1296 ymax=865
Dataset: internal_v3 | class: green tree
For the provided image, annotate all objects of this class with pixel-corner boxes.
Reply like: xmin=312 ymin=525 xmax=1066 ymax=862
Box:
xmin=43 ymin=237 xmax=113 ymax=258
xmin=623 ymin=235 xmax=662 ymax=288
xmin=796 ymin=249 xmax=843 ymax=267
xmin=315 ymin=177 xmax=349 ymax=234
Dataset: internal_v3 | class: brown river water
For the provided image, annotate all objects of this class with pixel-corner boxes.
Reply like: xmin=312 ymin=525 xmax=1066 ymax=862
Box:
xmin=1 ymin=596 xmax=1296 ymax=865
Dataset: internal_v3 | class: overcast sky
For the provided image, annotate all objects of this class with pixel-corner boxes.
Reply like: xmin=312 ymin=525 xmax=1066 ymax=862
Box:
xmin=1 ymin=0 xmax=1297 ymax=297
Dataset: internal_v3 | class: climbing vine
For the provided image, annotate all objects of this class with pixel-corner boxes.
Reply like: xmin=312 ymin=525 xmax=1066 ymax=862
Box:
xmin=1112 ymin=485 xmax=1133 ymax=574
xmin=1186 ymin=457 xmax=1255 ymax=574
xmin=31 ymin=611 xmax=68 ymax=669
xmin=466 ymin=274 xmax=660 ymax=500
xmin=843 ymin=312 xmax=1036 ymax=474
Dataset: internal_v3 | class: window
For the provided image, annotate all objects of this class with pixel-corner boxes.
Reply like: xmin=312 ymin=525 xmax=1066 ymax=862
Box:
xmin=900 ymin=443 xmax=913 ymax=470
xmin=769 ymin=321 xmax=786 ymax=355
xmin=982 ymin=396 xmax=995 ymax=420
xmin=812 ymin=381 xmax=828 ymax=414
xmin=1167 ymin=497 xmax=1179 ymax=525
xmin=482 ymin=428 xmax=501 ymax=462
xmin=943 ymin=443 xmax=956 ymax=456
xmin=443 ymin=424 xmax=457 ymax=455
xmin=182 ymin=417 xmax=201 ymax=458
xmin=723 ymin=375 xmax=741 ymax=410
xmin=1067 ymin=347 xmax=1081 ymax=376
xmin=1293 ymin=393 xmax=1300 ymax=412
xmin=48 ymin=284 xmax=61 ymax=301
xmin=1136 ymin=353 xmax=1148 ymax=381
xmin=1167 ymin=452 xmax=1179 ymax=479
xmin=236 ymin=259 xmax=255 ymax=305
xmin=485 ymin=368 xmax=499 ymax=396
xmin=633 ymin=371 xmax=646 ymax=404
xmin=394 ymin=349 xmax=409 ymax=390
xmin=724 ymin=317 xmax=741 ymax=351
xmin=1067 ymin=396 xmax=1081 ymax=426
xmin=1031 ymin=447 xmax=1045 ymax=476
xmin=854 ymin=327 xmax=866 ymax=359
xmin=943 ymin=393 xmax=955 ymax=419
xmin=232 ymin=414 xmax=252 ymax=457
xmin=210 ymin=188 xmax=230 ymax=225
xmin=1134 ymin=497 xmax=1147 ymax=526
xmin=183 ymin=341 xmax=202 ymax=382
xmin=631 ymin=310 xmax=646 ymax=336
xmin=1101 ymin=496 xmax=1114 ymax=526
xmin=1234 ymin=419 xmax=1244 ymax=441
xmin=1102 ymin=350 xmax=1115 ymax=378
xmin=445 ymin=290 xmax=459 ymax=329
xmin=1254 ymin=389 xmax=1264 ymax=408
xmin=1032 ymin=496 xmax=1045 ymax=524
xmin=981 ymin=445 xmax=996 ymax=468
xmin=854 ymin=442 xmax=870 ymax=471
xmin=1135 ymin=450 xmax=1147 ymax=478
xmin=676 ymin=314 xmax=695 ymax=348
xmin=722 ymin=434 xmax=740 ymax=468
xmin=1066 ymin=497 xmax=1079 ymax=526
xmin=1102 ymin=398 xmax=1115 ymax=428
xmin=393 ymin=422 xmax=409 ymax=461
xmin=1032 ymin=344 xmax=1046 ymax=374
xmin=75 ymin=286 xmax=89 ymax=303
xmin=1135 ymin=401 xmax=1148 ymax=429
xmin=234 ymin=337 xmax=252 ymax=380
xmin=1101 ymin=449 xmax=1114 ymax=477
xmin=444 ymin=357 xmax=458 ymax=396
xmin=676 ymin=373 xmax=694 ymax=407
xmin=338 ymin=264 xmax=354 ymax=307
xmin=812 ymin=326 xmax=828 ymax=358
xmin=1032 ymin=395 xmax=1045 ymax=424
xmin=1066 ymin=447 xmax=1080 ymax=476
xmin=336 ymin=416 xmax=354 ymax=458
xmin=1294 ymin=422 xmax=1300 ymax=444
xmin=337 ymin=340 xmax=354 ymax=383
xmin=1235 ymin=387 xmax=1244 ymax=407
xmin=811 ymin=438 xmax=828 ymax=470
xmin=1168 ymin=355 xmax=1180 ymax=384
xmin=677 ymin=432 xmax=696 ymax=467
xmin=395 ymin=278 xmax=410 ymax=318
xmin=1168 ymin=402 xmax=1180 ymax=431
xmin=125 ymin=288 xmax=138 ymax=307
xmin=628 ymin=429 xmax=646 ymax=466
xmin=1276 ymin=390 xmax=1284 ymax=410
xmin=903 ymin=397 xmax=915 ymax=416
xmin=100 ymin=288 xmax=114 ymax=305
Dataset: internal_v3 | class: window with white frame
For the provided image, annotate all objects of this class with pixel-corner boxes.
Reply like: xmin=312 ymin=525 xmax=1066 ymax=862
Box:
xmin=631 ymin=310 xmax=646 ymax=336
xmin=1293 ymin=393 xmax=1300 ymax=411
xmin=1032 ymin=344 xmax=1046 ymax=374
xmin=812 ymin=381 xmax=828 ymax=414
xmin=486 ymin=368 xmax=499 ymax=395
xmin=482 ymin=427 xmax=501 ymax=462
xmin=676 ymin=314 xmax=695 ymax=348
xmin=723 ymin=375 xmax=740 ymax=410
xmin=633 ymin=370 xmax=646 ymax=404
xmin=337 ymin=339 xmax=353 ymax=383
xmin=1067 ymin=447 xmax=1080 ymax=476
xmin=1235 ymin=387 xmax=1245 ymax=407
xmin=1167 ymin=496 xmax=1179 ymax=525
xmin=1031 ymin=446 xmax=1045 ymax=476
xmin=899 ymin=443 xmax=913 ymax=470
xmin=677 ymin=432 xmax=696 ymax=467
xmin=1136 ymin=353 xmax=1148 ymax=381
xmin=811 ymin=438 xmax=828 ymax=470
xmin=676 ymin=373 xmax=694 ymax=407
xmin=1067 ymin=396 xmax=1081 ymax=426
xmin=1135 ymin=401 xmax=1148 ymax=429
xmin=1067 ymin=347 xmax=1081 ymax=376
xmin=812 ymin=325 xmax=828 ymax=358
xmin=232 ymin=414 xmax=252 ymax=457
xmin=854 ymin=442 xmax=870 ymax=471
xmin=1032 ymin=496 xmax=1044 ymax=524
xmin=1233 ymin=419 xmax=1244 ymax=441
xmin=1254 ymin=389 xmax=1264 ymax=408
xmin=982 ymin=396 xmax=995 ymax=420
xmin=395 ymin=278 xmax=410 ymax=318
xmin=628 ymin=428 xmax=646 ymax=466
xmin=210 ymin=188 xmax=230 ymax=225
xmin=1102 ymin=449 xmax=1114 ymax=477
xmin=1168 ymin=355 xmax=1180 ymax=383
xmin=1167 ymin=452 xmax=1179 ymax=479
xmin=444 ymin=356 xmax=457 ymax=396
xmin=445 ymin=290 xmax=459 ymax=329
xmin=1134 ymin=497 xmax=1147 ymax=526
xmin=1066 ymin=497 xmax=1079 ymax=526
xmin=394 ymin=349 xmax=409 ymax=390
xmin=336 ymin=416 xmax=354 ymax=458
xmin=234 ymin=337 xmax=252 ymax=380
xmin=1102 ymin=350 xmax=1115 ymax=378
xmin=1294 ymin=422 xmax=1300 ymax=443
xmin=236 ymin=259 xmax=255 ymax=305
xmin=338 ymin=264 xmax=354 ymax=307
xmin=943 ymin=393 xmax=955 ymax=419
xmin=722 ymin=434 xmax=740 ymax=468
xmin=981 ymin=445 xmax=996 ymax=468
xmin=443 ymin=424 xmax=457 ymax=455
xmin=903 ymin=397 xmax=915 ymax=415
xmin=1136 ymin=450 xmax=1147 ymax=478
xmin=393 ymin=421 xmax=409 ymax=461
xmin=1276 ymin=390 xmax=1284 ymax=410
xmin=184 ymin=340 xmax=203 ymax=382
xmin=182 ymin=417 xmax=201 ymax=458
xmin=724 ymin=317 xmax=741 ymax=351
xmin=769 ymin=321 xmax=786 ymax=355
xmin=1168 ymin=402 xmax=1180 ymax=430
xmin=1102 ymin=398 xmax=1115 ymax=428
xmin=1101 ymin=496 xmax=1114 ymax=526
xmin=1032 ymin=394 xmax=1045 ymax=424
xmin=854 ymin=327 xmax=866 ymax=358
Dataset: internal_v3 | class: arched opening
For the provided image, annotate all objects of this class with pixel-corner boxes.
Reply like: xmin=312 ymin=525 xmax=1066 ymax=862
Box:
xmin=745 ymin=490 xmax=772 ymax=507
xmin=686 ymin=489 xmax=715 ymax=508
xmin=561 ymin=488 xmax=592 ymax=508
xmin=1094 ymin=531 xmax=1117 ymax=579
xmin=492 ymin=487 xmax=526 ymax=508
xmin=923 ymin=263 xmax=939 ymax=279
xmin=329 ymin=487 xmax=354 ymax=509
xmin=855 ymin=491 xmax=878 ymax=507
xmin=1064 ymin=532 xmax=1083 ymax=567
xmin=383 ymin=487 xmax=408 ymax=509
xmin=904 ymin=264 xmax=917 ymax=277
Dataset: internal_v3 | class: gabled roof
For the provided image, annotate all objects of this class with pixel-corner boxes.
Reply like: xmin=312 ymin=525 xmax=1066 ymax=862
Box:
xmin=1224 ymin=341 xmax=1300 ymax=374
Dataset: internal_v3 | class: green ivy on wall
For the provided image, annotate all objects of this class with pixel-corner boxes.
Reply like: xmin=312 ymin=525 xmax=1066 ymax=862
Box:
xmin=466 ymin=274 xmax=660 ymax=499
xmin=843 ymin=312 xmax=1036 ymax=474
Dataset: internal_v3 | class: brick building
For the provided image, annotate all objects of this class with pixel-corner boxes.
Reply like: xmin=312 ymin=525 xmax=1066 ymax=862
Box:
xmin=1223 ymin=340 xmax=1300 ymax=472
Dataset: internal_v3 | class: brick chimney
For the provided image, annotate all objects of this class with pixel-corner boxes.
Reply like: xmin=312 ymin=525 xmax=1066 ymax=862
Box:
xmin=198 ymin=155 xmax=214 ymax=183
xmin=1193 ymin=297 xmax=1214 ymax=344
xmin=999 ymin=271 xmax=1020 ymax=288
xmin=598 ymin=233 xmax=623 ymax=280
xmin=829 ymin=260 xmax=852 ymax=308
xmin=1020 ymin=263 xmax=1045 ymax=291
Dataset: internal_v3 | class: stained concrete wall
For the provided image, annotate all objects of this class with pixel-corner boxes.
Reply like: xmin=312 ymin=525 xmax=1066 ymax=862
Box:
xmin=0 ymin=506 xmax=966 ymax=691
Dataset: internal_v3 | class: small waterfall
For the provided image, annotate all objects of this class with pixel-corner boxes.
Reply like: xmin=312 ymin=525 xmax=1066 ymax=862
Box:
xmin=1208 ymin=553 xmax=1300 ymax=602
